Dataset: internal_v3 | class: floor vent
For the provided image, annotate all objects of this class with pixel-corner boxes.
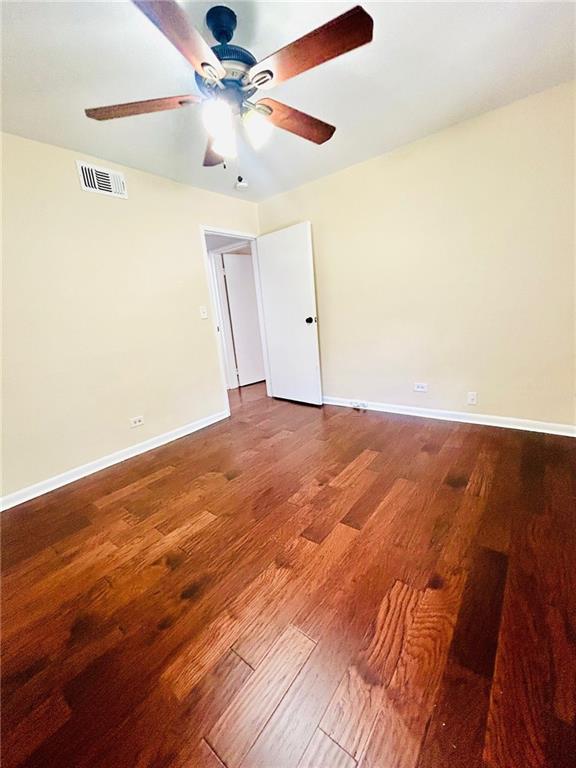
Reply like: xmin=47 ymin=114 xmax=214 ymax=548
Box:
xmin=76 ymin=161 xmax=127 ymax=198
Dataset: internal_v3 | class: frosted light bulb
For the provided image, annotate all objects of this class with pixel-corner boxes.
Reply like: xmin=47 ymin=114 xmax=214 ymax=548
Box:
xmin=202 ymin=99 xmax=237 ymax=159
xmin=244 ymin=109 xmax=273 ymax=149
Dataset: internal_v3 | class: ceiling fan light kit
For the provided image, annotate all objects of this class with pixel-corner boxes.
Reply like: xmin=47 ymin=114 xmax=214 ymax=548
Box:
xmin=85 ymin=1 xmax=374 ymax=168
xmin=243 ymin=108 xmax=274 ymax=150
xmin=201 ymin=98 xmax=237 ymax=158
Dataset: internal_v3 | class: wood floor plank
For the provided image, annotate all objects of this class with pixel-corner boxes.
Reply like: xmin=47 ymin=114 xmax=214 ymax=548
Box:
xmin=301 ymin=467 xmax=378 ymax=544
xmin=3 ymin=626 xmax=124 ymax=736
xmin=357 ymin=699 xmax=416 ymax=768
xmin=297 ymin=729 xmax=356 ymax=768
xmin=416 ymin=660 xmax=490 ymax=768
xmin=483 ymin=436 xmax=576 ymax=768
xmin=476 ymin=432 xmax=522 ymax=554
xmin=328 ymin=448 xmax=380 ymax=488
xmin=208 ymin=625 xmax=315 ymax=767
xmin=415 ymin=543 xmax=506 ymax=767
xmin=1 ymin=383 xmax=572 ymax=768
xmin=450 ymin=545 xmax=507 ymax=679
xmin=93 ymin=466 xmax=176 ymax=508
xmin=241 ymin=560 xmax=399 ymax=767
xmin=321 ymin=579 xmax=422 ymax=759
xmin=76 ymin=649 xmax=253 ymax=768
xmin=162 ymin=532 xmax=318 ymax=699
xmin=1 ymin=507 xmax=92 ymax=573
xmin=195 ymin=740 xmax=228 ymax=768
xmin=1 ymin=693 xmax=71 ymax=768
xmin=338 ymin=419 xmax=427 ymax=531
xmin=233 ymin=523 xmax=358 ymax=668
xmin=359 ymin=562 xmax=468 ymax=768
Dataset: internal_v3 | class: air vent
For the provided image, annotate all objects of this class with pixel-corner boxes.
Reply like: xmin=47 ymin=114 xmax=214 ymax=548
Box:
xmin=76 ymin=161 xmax=127 ymax=198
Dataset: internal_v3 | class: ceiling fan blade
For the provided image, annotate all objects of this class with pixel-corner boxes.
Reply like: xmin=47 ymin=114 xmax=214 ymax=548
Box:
xmin=85 ymin=94 xmax=200 ymax=121
xmin=203 ymin=138 xmax=224 ymax=167
xmin=249 ymin=5 xmax=373 ymax=89
xmin=132 ymin=0 xmax=226 ymax=80
xmin=257 ymin=98 xmax=335 ymax=144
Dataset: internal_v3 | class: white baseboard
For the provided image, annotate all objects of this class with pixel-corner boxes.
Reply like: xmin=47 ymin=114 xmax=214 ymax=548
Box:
xmin=1 ymin=409 xmax=230 ymax=512
xmin=322 ymin=396 xmax=575 ymax=438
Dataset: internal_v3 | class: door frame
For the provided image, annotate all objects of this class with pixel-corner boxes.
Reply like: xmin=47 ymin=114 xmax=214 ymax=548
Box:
xmin=212 ymin=251 xmax=240 ymax=390
xmin=199 ymin=225 xmax=272 ymax=401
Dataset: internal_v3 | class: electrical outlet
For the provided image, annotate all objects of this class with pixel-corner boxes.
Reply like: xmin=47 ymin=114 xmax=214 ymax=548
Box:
xmin=414 ymin=382 xmax=428 ymax=393
xmin=467 ymin=391 xmax=478 ymax=406
xmin=199 ymin=305 xmax=208 ymax=319
xmin=130 ymin=415 xmax=144 ymax=428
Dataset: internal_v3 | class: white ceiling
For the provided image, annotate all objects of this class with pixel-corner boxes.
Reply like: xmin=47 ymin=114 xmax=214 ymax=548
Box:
xmin=2 ymin=1 xmax=574 ymax=202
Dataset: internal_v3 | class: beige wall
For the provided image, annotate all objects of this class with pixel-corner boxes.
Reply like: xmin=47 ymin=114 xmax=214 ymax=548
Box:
xmin=1 ymin=133 xmax=257 ymax=495
xmin=2 ymin=82 xmax=574 ymax=498
xmin=259 ymin=82 xmax=575 ymax=427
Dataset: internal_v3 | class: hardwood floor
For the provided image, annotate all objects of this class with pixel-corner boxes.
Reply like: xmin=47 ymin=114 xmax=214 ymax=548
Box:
xmin=2 ymin=383 xmax=574 ymax=768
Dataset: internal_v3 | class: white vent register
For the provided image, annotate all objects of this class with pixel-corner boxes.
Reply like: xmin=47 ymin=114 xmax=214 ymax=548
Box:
xmin=76 ymin=161 xmax=127 ymax=198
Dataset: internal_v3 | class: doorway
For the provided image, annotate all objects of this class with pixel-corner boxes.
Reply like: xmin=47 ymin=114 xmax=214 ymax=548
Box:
xmin=203 ymin=230 xmax=267 ymax=396
xmin=201 ymin=222 xmax=323 ymax=407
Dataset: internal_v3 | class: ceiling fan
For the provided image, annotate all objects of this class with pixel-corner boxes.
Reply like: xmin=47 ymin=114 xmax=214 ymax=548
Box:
xmin=85 ymin=1 xmax=374 ymax=166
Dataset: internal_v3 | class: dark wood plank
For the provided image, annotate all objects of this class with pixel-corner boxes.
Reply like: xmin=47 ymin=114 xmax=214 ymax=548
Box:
xmin=450 ymin=545 xmax=508 ymax=679
xmin=416 ymin=660 xmax=490 ymax=768
xmin=76 ymin=648 xmax=253 ymax=767
xmin=1 ymin=693 xmax=70 ymax=768
xmin=415 ymin=542 xmax=507 ymax=767
xmin=483 ymin=434 xmax=576 ymax=768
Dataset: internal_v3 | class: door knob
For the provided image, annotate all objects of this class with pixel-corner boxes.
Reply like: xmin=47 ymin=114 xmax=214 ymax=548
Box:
xmin=305 ymin=316 xmax=314 ymax=324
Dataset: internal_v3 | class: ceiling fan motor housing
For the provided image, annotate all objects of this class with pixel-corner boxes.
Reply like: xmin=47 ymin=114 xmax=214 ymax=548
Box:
xmin=196 ymin=6 xmax=258 ymax=107
xmin=195 ymin=44 xmax=257 ymax=107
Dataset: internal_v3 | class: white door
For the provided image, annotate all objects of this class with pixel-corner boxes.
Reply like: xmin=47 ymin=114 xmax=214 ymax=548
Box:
xmin=223 ymin=251 xmax=266 ymax=386
xmin=256 ymin=222 xmax=322 ymax=404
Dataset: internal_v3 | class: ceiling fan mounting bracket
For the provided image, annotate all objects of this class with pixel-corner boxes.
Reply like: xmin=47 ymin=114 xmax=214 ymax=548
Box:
xmin=206 ymin=5 xmax=237 ymax=45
